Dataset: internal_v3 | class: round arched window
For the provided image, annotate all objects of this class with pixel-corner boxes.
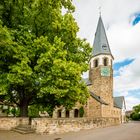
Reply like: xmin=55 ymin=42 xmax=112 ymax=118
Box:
xmin=103 ymin=58 xmax=108 ymax=66
xmin=94 ymin=59 xmax=98 ymax=67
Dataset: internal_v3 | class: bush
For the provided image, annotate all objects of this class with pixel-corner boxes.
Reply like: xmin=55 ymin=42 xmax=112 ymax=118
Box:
xmin=79 ymin=106 xmax=84 ymax=117
xmin=28 ymin=105 xmax=40 ymax=118
xmin=131 ymin=113 xmax=140 ymax=120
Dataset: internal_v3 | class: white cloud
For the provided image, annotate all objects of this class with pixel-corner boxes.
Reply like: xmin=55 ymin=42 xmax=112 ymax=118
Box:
xmin=114 ymin=57 xmax=140 ymax=92
xmin=73 ymin=0 xmax=140 ymax=45
xmin=115 ymin=91 xmax=129 ymax=97
xmin=114 ymin=57 xmax=140 ymax=110
xmin=108 ymin=22 xmax=140 ymax=62
xmin=125 ymin=96 xmax=140 ymax=110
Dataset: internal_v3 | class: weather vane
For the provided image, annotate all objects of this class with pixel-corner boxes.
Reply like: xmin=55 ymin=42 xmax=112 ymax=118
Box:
xmin=99 ymin=6 xmax=101 ymax=16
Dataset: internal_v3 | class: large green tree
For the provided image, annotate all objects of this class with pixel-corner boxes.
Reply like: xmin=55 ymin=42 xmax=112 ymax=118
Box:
xmin=0 ymin=0 xmax=91 ymax=117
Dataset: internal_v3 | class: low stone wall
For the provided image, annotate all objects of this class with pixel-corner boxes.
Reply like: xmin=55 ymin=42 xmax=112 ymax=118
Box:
xmin=0 ymin=117 xmax=120 ymax=134
xmin=0 ymin=117 xmax=29 ymax=130
xmin=32 ymin=117 xmax=120 ymax=134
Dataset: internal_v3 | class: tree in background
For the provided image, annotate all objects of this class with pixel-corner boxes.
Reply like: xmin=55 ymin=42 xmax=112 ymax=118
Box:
xmin=130 ymin=104 xmax=140 ymax=120
xmin=0 ymin=0 xmax=91 ymax=117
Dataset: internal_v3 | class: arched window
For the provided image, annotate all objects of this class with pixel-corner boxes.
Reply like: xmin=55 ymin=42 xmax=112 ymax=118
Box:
xmin=57 ymin=109 xmax=62 ymax=118
xmin=103 ymin=58 xmax=108 ymax=66
xmin=74 ymin=109 xmax=79 ymax=118
xmin=66 ymin=110 xmax=70 ymax=118
xmin=94 ymin=59 xmax=98 ymax=67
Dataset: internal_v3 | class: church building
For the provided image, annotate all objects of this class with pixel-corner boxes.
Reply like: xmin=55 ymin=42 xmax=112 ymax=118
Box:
xmin=84 ymin=16 xmax=126 ymax=123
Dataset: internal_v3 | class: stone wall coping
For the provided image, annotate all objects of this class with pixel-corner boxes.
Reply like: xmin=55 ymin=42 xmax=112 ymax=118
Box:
xmin=32 ymin=117 xmax=119 ymax=120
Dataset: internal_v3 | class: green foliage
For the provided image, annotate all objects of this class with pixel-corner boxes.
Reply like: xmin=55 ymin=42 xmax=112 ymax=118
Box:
xmin=79 ymin=106 xmax=84 ymax=117
xmin=133 ymin=104 xmax=140 ymax=113
xmin=0 ymin=0 xmax=91 ymax=117
xmin=9 ymin=107 xmax=20 ymax=116
xmin=28 ymin=105 xmax=40 ymax=118
xmin=130 ymin=113 xmax=140 ymax=121
xmin=28 ymin=104 xmax=53 ymax=117
xmin=130 ymin=104 xmax=140 ymax=121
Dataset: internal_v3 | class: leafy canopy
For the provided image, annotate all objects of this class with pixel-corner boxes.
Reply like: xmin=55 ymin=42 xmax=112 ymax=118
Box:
xmin=0 ymin=0 xmax=91 ymax=116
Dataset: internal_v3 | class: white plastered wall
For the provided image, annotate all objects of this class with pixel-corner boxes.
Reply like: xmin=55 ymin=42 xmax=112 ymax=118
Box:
xmin=90 ymin=54 xmax=113 ymax=68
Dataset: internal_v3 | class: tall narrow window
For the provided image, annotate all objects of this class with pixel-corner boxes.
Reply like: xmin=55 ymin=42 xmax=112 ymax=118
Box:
xmin=74 ymin=109 xmax=79 ymax=118
xmin=103 ymin=58 xmax=108 ymax=66
xmin=66 ymin=110 xmax=70 ymax=118
xmin=94 ymin=59 xmax=98 ymax=67
xmin=57 ymin=110 xmax=62 ymax=118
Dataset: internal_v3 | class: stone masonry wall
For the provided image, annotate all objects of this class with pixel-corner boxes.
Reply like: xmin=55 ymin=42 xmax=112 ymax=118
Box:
xmin=32 ymin=117 xmax=120 ymax=134
xmin=85 ymin=96 xmax=101 ymax=117
xmin=0 ymin=117 xmax=29 ymax=130
xmin=0 ymin=117 xmax=120 ymax=134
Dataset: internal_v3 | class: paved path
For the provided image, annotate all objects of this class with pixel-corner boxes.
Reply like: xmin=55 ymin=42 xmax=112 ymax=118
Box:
xmin=0 ymin=122 xmax=140 ymax=140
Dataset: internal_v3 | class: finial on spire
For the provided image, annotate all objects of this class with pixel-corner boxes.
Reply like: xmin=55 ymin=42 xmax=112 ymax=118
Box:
xmin=98 ymin=6 xmax=101 ymax=16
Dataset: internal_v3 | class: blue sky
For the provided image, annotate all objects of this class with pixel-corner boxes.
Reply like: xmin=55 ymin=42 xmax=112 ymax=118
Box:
xmin=113 ymin=59 xmax=135 ymax=77
xmin=132 ymin=13 xmax=140 ymax=25
xmin=113 ymin=14 xmax=140 ymax=109
xmin=74 ymin=0 xmax=140 ymax=110
xmin=113 ymin=58 xmax=140 ymax=107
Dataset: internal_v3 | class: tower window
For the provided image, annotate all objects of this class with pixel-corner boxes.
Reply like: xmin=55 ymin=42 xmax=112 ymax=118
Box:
xmin=103 ymin=58 xmax=108 ymax=66
xmin=102 ymin=45 xmax=107 ymax=50
xmin=94 ymin=59 xmax=98 ymax=67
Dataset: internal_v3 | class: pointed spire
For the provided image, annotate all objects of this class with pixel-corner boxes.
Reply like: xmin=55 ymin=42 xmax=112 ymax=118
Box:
xmin=92 ymin=16 xmax=112 ymax=57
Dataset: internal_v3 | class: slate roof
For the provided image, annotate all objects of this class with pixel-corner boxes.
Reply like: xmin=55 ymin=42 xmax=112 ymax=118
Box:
xmin=114 ymin=96 xmax=126 ymax=109
xmin=89 ymin=91 xmax=108 ymax=105
xmin=92 ymin=16 xmax=112 ymax=57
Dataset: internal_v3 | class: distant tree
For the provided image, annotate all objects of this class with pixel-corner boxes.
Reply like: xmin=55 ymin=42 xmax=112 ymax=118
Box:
xmin=130 ymin=104 xmax=140 ymax=121
xmin=0 ymin=0 xmax=91 ymax=117
xmin=133 ymin=104 xmax=140 ymax=113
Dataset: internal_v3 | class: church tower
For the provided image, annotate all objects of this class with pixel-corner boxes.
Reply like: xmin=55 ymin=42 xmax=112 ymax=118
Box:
xmin=89 ymin=16 xmax=114 ymax=107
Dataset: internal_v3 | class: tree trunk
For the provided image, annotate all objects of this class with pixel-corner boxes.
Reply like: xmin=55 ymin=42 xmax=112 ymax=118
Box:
xmin=19 ymin=100 xmax=29 ymax=117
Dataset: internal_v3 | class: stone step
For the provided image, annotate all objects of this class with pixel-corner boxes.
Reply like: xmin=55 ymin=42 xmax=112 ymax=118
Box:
xmin=17 ymin=124 xmax=32 ymax=129
xmin=12 ymin=125 xmax=35 ymax=134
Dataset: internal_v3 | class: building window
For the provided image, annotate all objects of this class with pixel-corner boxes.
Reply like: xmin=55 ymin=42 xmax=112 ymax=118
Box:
xmin=102 ymin=45 xmax=107 ymax=50
xmin=94 ymin=59 xmax=98 ymax=67
xmin=66 ymin=110 xmax=70 ymax=118
xmin=103 ymin=58 xmax=108 ymax=66
xmin=57 ymin=109 xmax=62 ymax=118
xmin=74 ymin=109 xmax=79 ymax=118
